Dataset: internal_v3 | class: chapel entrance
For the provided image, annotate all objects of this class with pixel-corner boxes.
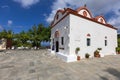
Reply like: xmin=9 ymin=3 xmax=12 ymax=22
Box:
xmin=56 ymin=41 xmax=59 ymax=52
xmin=54 ymin=31 xmax=59 ymax=52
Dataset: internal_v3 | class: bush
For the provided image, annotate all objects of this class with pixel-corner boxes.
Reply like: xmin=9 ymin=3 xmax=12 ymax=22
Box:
xmin=76 ymin=47 xmax=80 ymax=51
xmin=97 ymin=48 xmax=102 ymax=51
xmin=75 ymin=47 xmax=80 ymax=54
xmin=85 ymin=53 xmax=90 ymax=58
xmin=116 ymin=47 xmax=120 ymax=52
xmin=94 ymin=50 xmax=100 ymax=57
xmin=94 ymin=50 xmax=99 ymax=55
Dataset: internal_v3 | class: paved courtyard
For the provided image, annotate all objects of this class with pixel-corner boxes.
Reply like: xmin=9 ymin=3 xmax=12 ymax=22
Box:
xmin=0 ymin=50 xmax=120 ymax=80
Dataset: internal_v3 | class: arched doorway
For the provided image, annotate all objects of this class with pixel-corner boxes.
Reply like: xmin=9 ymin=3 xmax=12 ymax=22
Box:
xmin=54 ymin=31 xmax=60 ymax=52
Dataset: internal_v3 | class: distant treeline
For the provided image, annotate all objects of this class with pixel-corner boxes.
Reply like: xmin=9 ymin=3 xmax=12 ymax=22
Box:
xmin=0 ymin=24 xmax=51 ymax=49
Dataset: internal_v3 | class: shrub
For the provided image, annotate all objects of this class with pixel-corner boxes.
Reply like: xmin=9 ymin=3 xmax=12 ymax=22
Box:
xmin=76 ymin=47 xmax=80 ymax=51
xmin=94 ymin=50 xmax=100 ymax=57
xmin=75 ymin=47 xmax=80 ymax=54
xmin=85 ymin=53 xmax=90 ymax=58
xmin=97 ymin=48 xmax=102 ymax=51
xmin=116 ymin=47 xmax=120 ymax=52
xmin=94 ymin=50 xmax=99 ymax=55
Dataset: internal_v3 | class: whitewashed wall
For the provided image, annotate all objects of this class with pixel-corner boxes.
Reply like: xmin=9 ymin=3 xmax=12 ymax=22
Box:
xmin=51 ymin=15 xmax=70 ymax=58
xmin=69 ymin=14 xmax=117 ymax=59
xmin=52 ymin=12 xmax=67 ymax=26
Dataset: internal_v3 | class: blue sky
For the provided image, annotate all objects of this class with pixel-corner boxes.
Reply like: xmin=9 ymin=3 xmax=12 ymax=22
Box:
xmin=0 ymin=0 xmax=120 ymax=33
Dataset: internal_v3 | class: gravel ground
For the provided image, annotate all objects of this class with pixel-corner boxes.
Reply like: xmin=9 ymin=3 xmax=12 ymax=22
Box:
xmin=0 ymin=50 xmax=120 ymax=80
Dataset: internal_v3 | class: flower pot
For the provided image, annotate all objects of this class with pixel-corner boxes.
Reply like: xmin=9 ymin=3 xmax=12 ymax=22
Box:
xmin=86 ymin=56 xmax=89 ymax=58
xmin=95 ymin=54 xmax=100 ymax=58
xmin=77 ymin=56 xmax=80 ymax=61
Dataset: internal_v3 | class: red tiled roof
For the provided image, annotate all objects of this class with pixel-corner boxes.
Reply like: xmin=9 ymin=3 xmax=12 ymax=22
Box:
xmin=51 ymin=6 xmax=117 ymax=30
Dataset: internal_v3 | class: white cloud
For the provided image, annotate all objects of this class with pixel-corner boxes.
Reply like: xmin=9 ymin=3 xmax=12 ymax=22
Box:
xmin=46 ymin=0 xmax=120 ymax=33
xmin=108 ymin=8 xmax=120 ymax=33
xmin=13 ymin=0 xmax=40 ymax=8
xmin=46 ymin=0 xmax=120 ymax=24
xmin=8 ymin=20 xmax=13 ymax=26
xmin=108 ymin=16 xmax=120 ymax=29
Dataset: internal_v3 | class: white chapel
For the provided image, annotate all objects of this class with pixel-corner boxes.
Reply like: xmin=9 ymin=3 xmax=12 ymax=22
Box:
xmin=50 ymin=6 xmax=118 ymax=62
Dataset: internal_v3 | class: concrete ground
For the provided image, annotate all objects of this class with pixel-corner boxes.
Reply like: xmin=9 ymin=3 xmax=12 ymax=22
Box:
xmin=0 ymin=50 xmax=120 ymax=80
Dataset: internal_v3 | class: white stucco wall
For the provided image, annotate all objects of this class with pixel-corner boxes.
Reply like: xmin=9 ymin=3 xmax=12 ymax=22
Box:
xmin=51 ymin=12 xmax=117 ymax=62
xmin=69 ymin=14 xmax=117 ymax=59
xmin=51 ymin=15 xmax=70 ymax=55
xmin=52 ymin=12 xmax=67 ymax=26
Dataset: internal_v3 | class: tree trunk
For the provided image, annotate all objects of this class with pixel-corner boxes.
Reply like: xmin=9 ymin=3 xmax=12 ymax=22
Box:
xmin=6 ymin=39 xmax=12 ymax=49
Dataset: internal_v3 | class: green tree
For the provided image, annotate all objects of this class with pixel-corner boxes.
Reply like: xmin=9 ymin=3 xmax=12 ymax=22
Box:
xmin=0 ymin=23 xmax=51 ymax=49
xmin=0 ymin=30 xmax=13 ymax=49
xmin=0 ymin=29 xmax=7 ymax=39
xmin=118 ymin=34 xmax=120 ymax=38
xmin=13 ymin=34 xmax=20 ymax=46
xmin=19 ymin=31 xmax=29 ymax=45
xmin=117 ymin=34 xmax=120 ymax=47
xmin=28 ymin=25 xmax=41 ymax=48
xmin=0 ymin=30 xmax=13 ymax=39
xmin=27 ymin=24 xmax=51 ymax=48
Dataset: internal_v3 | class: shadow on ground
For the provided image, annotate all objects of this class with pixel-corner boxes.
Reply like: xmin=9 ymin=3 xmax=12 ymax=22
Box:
xmin=100 ymin=68 xmax=120 ymax=80
xmin=100 ymin=76 xmax=108 ymax=80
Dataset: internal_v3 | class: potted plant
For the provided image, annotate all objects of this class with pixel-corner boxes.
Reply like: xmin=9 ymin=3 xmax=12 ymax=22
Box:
xmin=94 ymin=50 xmax=100 ymax=57
xmin=85 ymin=53 xmax=90 ymax=58
xmin=97 ymin=48 xmax=102 ymax=51
xmin=116 ymin=47 xmax=120 ymax=54
xmin=75 ymin=47 xmax=80 ymax=60
xmin=75 ymin=47 xmax=80 ymax=54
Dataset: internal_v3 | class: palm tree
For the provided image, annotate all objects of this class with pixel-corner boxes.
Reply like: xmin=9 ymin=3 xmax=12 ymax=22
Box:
xmin=27 ymin=24 xmax=51 ymax=49
xmin=27 ymin=25 xmax=40 ymax=49
xmin=0 ymin=29 xmax=7 ymax=39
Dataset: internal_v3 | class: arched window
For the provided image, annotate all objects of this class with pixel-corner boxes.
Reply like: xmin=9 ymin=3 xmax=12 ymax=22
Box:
xmin=95 ymin=16 xmax=106 ymax=24
xmin=87 ymin=38 xmax=90 ymax=46
xmin=86 ymin=34 xmax=91 ymax=46
xmin=105 ymin=36 xmax=107 ymax=39
xmin=77 ymin=8 xmax=92 ymax=18
xmin=83 ymin=11 xmax=87 ymax=17
xmin=55 ymin=31 xmax=60 ymax=38
xmin=105 ymin=36 xmax=107 ymax=46
xmin=100 ymin=18 xmax=103 ymax=23
xmin=87 ymin=34 xmax=91 ymax=37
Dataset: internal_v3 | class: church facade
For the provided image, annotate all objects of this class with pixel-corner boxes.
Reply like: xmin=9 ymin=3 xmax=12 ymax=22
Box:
xmin=50 ymin=6 xmax=117 ymax=62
